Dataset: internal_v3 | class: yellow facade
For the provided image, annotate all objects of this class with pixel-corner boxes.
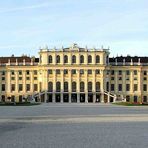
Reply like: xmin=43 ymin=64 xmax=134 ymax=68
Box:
xmin=0 ymin=44 xmax=147 ymax=103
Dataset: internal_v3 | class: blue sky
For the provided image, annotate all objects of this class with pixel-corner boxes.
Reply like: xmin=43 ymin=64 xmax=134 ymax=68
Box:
xmin=0 ymin=0 xmax=148 ymax=57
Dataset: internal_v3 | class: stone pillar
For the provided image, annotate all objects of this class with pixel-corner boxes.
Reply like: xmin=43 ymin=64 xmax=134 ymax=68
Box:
xmin=61 ymin=93 xmax=63 ymax=103
xmin=77 ymin=93 xmax=80 ymax=103
xmin=85 ymin=93 xmax=88 ymax=103
xmin=45 ymin=91 xmax=48 ymax=102
xmin=93 ymin=94 xmax=96 ymax=103
xmin=69 ymin=93 xmax=71 ymax=103
xmin=108 ymin=92 xmax=110 ymax=103
xmin=52 ymin=93 xmax=55 ymax=103
xmin=77 ymin=70 xmax=80 ymax=103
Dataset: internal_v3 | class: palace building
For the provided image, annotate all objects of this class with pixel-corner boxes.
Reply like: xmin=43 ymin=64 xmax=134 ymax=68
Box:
xmin=0 ymin=43 xmax=148 ymax=103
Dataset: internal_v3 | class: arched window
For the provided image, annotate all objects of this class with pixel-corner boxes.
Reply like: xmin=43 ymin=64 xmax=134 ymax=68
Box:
xmin=80 ymin=55 xmax=84 ymax=64
xmin=72 ymin=82 xmax=76 ymax=92
xmin=88 ymin=55 xmax=92 ymax=64
xmin=88 ymin=82 xmax=92 ymax=92
xmin=72 ymin=55 xmax=76 ymax=64
xmin=48 ymin=82 xmax=53 ymax=92
xmin=56 ymin=82 xmax=61 ymax=92
xmin=80 ymin=82 xmax=85 ymax=92
xmin=96 ymin=55 xmax=100 ymax=63
xmin=48 ymin=55 xmax=52 ymax=64
xmin=96 ymin=82 xmax=100 ymax=92
xmin=56 ymin=55 xmax=60 ymax=63
xmin=106 ymin=55 xmax=109 ymax=64
xmin=64 ymin=82 xmax=68 ymax=92
xmin=64 ymin=55 xmax=68 ymax=63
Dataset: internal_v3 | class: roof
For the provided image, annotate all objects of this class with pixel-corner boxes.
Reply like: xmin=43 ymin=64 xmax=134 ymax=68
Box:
xmin=0 ymin=56 xmax=38 ymax=64
xmin=109 ymin=56 xmax=148 ymax=63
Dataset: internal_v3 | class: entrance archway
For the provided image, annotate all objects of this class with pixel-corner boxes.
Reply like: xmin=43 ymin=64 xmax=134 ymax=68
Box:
xmin=96 ymin=94 xmax=101 ymax=102
xmin=63 ymin=94 xmax=69 ymax=102
xmin=80 ymin=94 xmax=85 ymax=103
xmin=55 ymin=94 xmax=61 ymax=102
xmin=47 ymin=94 xmax=52 ymax=102
xmin=71 ymin=94 xmax=77 ymax=102
xmin=88 ymin=94 xmax=93 ymax=103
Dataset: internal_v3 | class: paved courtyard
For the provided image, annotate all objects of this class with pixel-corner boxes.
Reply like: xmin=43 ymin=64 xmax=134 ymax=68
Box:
xmin=0 ymin=103 xmax=148 ymax=148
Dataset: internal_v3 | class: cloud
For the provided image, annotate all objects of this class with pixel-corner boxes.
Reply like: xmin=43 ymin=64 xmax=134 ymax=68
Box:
xmin=0 ymin=2 xmax=50 ymax=13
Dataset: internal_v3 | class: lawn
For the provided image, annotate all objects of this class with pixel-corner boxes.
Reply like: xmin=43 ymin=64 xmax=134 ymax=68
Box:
xmin=0 ymin=102 xmax=41 ymax=106
xmin=112 ymin=102 xmax=148 ymax=106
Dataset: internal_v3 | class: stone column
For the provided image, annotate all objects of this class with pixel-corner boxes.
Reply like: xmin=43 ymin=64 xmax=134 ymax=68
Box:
xmin=53 ymin=70 xmax=56 ymax=103
xmin=92 ymin=70 xmax=96 ymax=103
xmin=85 ymin=69 xmax=88 ymax=103
xmin=77 ymin=69 xmax=80 ymax=103
xmin=100 ymin=70 xmax=104 ymax=103
xmin=69 ymin=70 xmax=72 ymax=102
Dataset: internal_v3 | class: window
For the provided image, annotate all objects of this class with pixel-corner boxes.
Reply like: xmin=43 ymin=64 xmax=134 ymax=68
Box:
xmin=2 ymin=71 xmax=5 ymax=75
xmin=80 ymin=55 xmax=84 ymax=64
xmin=126 ymin=96 xmax=130 ymax=102
xmin=72 ymin=82 xmax=76 ymax=92
xmin=48 ymin=82 xmax=53 ymax=92
xmin=111 ymin=77 xmax=114 ymax=80
xmin=11 ymin=77 xmax=15 ymax=80
xmin=2 ymin=84 xmax=5 ymax=91
xmin=96 ymin=55 xmax=100 ymax=63
xmin=64 ymin=70 xmax=68 ymax=74
xmin=18 ymin=71 xmax=22 ymax=75
xmin=96 ymin=70 xmax=100 ymax=74
xmin=106 ymin=70 xmax=110 ymax=75
xmin=134 ymin=70 xmax=137 ymax=75
xmin=88 ymin=55 xmax=92 ymax=64
xmin=26 ymin=84 xmax=30 ymax=91
xmin=34 ymin=77 xmax=37 ymax=80
xmin=134 ymin=96 xmax=138 ymax=103
xmin=134 ymin=77 xmax=137 ymax=80
xmin=11 ymin=70 xmax=15 ymax=75
xmin=111 ymin=84 xmax=114 ymax=91
xmin=96 ymin=82 xmax=100 ymax=92
xmin=19 ymin=77 xmax=22 ymax=80
xmin=72 ymin=55 xmax=76 ymax=63
xmin=80 ymin=82 xmax=84 ymax=92
xmin=143 ymin=96 xmax=147 ymax=102
xmin=143 ymin=77 xmax=147 ymax=81
xmin=64 ymin=82 xmax=68 ymax=92
xmin=111 ymin=70 xmax=114 ymax=75
xmin=56 ymin=55 xmax=60 ymax=63
xmin=134 ymin=84 xmax=138 ymax=91
xmin=119 ymin=77 xmax=122 ymax=80
xmin=88 ymin=70 xmax=92 ymax=74
xmin=34 ymin=70 xmax=37 ymax=75
xmin=56 ymin=82 xmax=61 ymax=92
xmin=126 ymin=84 xmax=130 ymax=91
xmin=11 ymin=84 xmax=15 ymax=91
xmin=80 ymin=69 xmax=84 ymax=75
xmin=143 ymin=84 xmax=147 ymax=91
xmin=48 ymin=55 xmax=52 ymax=63
xmin=118 ymin=70 xmax=122 ymax=75
xmin=72 ymin=69 xmax=76 ymax=74
xmin=88 ymin=82 xmax=92 ymax=92
xmin=126 ymin=77 xmax=130 ymax=81
xmin=64 ymin=55 xmax=68 ymax=63
xmin=19 ymin=84 xmax=23 ymax=91
xmin=144 ymin=71 xmax=147 ymax=75
xmin=56 ymin=69 xmax=60 ymax=74
xmin=118 ymin=84 xmax=122 ymax=91
xmin=26 ymin=70 xmax=30 ymax=75
xmin=48 ymin=70 xmax=52 ymax=74
xmin=26 ymin=77 xmax=30 ymax=80
xmin=34 ymin=84 xmax=38 ymax=91
xmin=2 ymin=77 xmax=5 ymax=81
xmin=126 ymin=70 xmax=130 ymax=75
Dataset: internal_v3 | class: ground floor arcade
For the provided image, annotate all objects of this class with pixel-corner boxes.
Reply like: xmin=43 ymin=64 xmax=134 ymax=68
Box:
xmin=34 ymin=92 xmax=116 ymax=103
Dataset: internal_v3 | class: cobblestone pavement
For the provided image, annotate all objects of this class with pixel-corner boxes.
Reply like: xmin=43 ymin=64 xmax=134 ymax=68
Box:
xmin=0 ymin=103 xmax=148 ymax=148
